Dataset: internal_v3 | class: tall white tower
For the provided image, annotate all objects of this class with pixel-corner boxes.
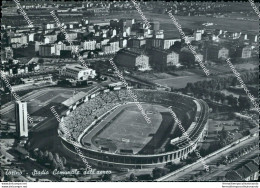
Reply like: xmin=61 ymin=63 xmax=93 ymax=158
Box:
xmin=15 ymin=101 xmax=28 ymax=138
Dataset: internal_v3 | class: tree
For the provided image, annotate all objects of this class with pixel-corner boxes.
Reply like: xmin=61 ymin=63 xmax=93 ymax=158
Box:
xmin=38 ymin=58 xmax=44 ymax=65
xmin=51 ymin=159 xmax=58 ymax=170
xmin=152 ymin=167 xmax=169 ymax=179
xmin=129 ymin=173 xmax=136 ymax=181
xmin=102 ymin=174 xmax=112 ymax=181
xmin=238 ymin=96 xmax=251 ymax=111
xmin=57 ymin=159 xmax=64 ymax=170
xmin=37 ymin=150 xmax=44 ymax=164
xmin=38 ymin=151 xmax=43 ymax=160
xmin=61 ymin=157 xmax=67 ymax=165
xmin=33 ymin=149 xmax=39 ymax=158
xmin=48 ymin=152 xmax=54 ymax=162
xmin=227 ymin=95 xmax=237 ymax=108
xmin=54 ymin=153 xmax=60 ymax=162
xmin=44 ymin=150 xmax=49 ymax=161
xmin=169 ymin=41 xmax=182 ymax=53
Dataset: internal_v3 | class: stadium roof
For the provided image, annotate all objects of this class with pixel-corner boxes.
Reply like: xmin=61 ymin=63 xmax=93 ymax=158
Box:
xmin=62 ymin=91 xmax=87 ymax=107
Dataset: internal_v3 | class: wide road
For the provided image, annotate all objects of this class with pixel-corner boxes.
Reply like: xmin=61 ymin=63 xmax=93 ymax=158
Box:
xmin=157 ymin=135 xmax=258 ymax=181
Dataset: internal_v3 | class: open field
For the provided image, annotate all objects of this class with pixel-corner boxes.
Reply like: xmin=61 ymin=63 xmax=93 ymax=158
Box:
xmin=133 ymin=71 xmax=211 ymax=89
xmin=91 ymin=9 xmax=258 ymax=38
xmin=2 ymin=2 xmax=258 ymax=37
xmin=154 ymin=74 xmax=210 ymax=89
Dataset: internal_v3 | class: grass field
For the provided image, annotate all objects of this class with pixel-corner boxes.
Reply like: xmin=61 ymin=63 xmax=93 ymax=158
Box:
xmin=90 ymin=9 xmax=258 ymax=38
xmin=83 ymin=103 xmax=172 ymax=154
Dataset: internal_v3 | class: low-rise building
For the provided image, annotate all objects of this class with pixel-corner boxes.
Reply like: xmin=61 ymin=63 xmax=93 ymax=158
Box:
xmin=207 ymin=45 xmax=229 ymax=60
xmin=60 ymin=64 xmax=96 ymax=80
xmin=163 ymin=38 xmax=182 ymax=50
xmin=8 ymin=35 xmax=28 ymax=45
xmin=236 ymin=45 xmax=252 ymax=59
xmin=225 ymin=157 xmax=259 ymax=181
xmin=44 ymin=34 xmax=57 ymax=43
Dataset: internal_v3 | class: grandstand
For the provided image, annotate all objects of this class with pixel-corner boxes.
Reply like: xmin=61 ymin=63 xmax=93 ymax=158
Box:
xmin=59 ymin=88 xmax=209 ymax=169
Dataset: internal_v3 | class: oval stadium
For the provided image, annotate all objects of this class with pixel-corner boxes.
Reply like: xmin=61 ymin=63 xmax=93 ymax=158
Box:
xmin=59 ymin=88 xmax=209 ymax=170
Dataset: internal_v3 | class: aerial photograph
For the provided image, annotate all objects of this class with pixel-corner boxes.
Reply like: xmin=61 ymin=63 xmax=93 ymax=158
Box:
xmin=0 ymin=0 xmax=259 ymax=187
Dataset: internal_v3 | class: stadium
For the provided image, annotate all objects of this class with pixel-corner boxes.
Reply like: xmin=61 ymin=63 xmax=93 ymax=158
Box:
xmin=58 ymin=87 xmax=209 ymax=170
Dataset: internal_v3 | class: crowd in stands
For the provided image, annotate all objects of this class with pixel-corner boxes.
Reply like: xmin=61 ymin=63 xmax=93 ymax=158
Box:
xmin=61 ymin=89 xmax=197 ymax=141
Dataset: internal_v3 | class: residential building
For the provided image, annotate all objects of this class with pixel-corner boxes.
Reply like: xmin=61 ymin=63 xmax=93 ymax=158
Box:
xmin=102 ymin=41 xmax=120 ymax=54
xmin=66 ymin=32 xmax=78 ymax=40
xmin=180 ymin=47 xmax=204 ymax=64
xmin=44 ymin=34 xmax=57 ymax=43
xmin=236 ymin=46 xmax=252 ymax=59
xmin=43 ymin=23 xmax=55 ymax=30
xmin=194 ymin=31 xmax=202 ymax=41
xmin=128 ymin=38 xmax=146 ymax=48
xmin=114 ymin=49 xmax=150 ymax=71
xmin=151 ymin=21 xmax=160 ymax=31
xmin=154 ymin=30 xmax=164 ymax=39
xmin=207 ymin=45 xmax=229 ymax=60
xmin=149 ymin=48 xmax=179 ymax=70
xmin=146 ymin=38 xmax=164 ymax=49
xmin=225 ymin=157 xmax=259 ymax=181
xmin=163 ymin=38 xmax=181 ymax=49
xmin=81 ymin=40 xmax=96 ymax=50
xmin=39 ymin=44 xmax=55 ymax=57
xmin=119 ymin=38 xmax=128 ymax=48
xmin=8 ymin=35 xmax=28 ymax=45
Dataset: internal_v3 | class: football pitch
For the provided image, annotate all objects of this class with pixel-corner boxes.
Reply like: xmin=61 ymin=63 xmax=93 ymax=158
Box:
xmin=83 ymin=103 xmax=172 ymax=154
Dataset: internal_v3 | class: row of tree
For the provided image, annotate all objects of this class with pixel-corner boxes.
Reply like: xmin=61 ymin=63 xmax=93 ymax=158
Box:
xmin=185 ymin=71 xmax=258 ymax=93
xmin=183 ymin=71 xmax=258 ymax=111
xmin=32 ymin=149 xmax=67 ymax=170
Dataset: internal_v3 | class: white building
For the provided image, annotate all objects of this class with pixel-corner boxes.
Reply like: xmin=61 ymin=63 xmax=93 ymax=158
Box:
xmin=194 ymin=31 xmax=202 ymax=41
xmin=163 ymin=38 xmax=181 ymax=49
xmin=60 ymin=64 xmax=96 ymax=80
xmin=102 ymin=41 xmax=120 ymax=54
xmin=15 ymin=101 xmax=28 ymax=138
xmin=81 ymin=40 xmax=96 ymax=50
xmin=28 ymin=33 xmax=35 ymax=42
xmin=43 ymin=23 xmax=55 ymax=30
xmin=39 ymin=44 xmax=55 ymax=57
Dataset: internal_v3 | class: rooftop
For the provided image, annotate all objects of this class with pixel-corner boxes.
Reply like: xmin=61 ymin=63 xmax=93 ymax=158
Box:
xmin=65 ymin=64 xmax=90 ymax=71
xmin=62 ymin=91 xmax=87 ymax=107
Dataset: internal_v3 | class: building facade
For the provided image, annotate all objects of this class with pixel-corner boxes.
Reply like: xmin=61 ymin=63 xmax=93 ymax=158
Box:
xmin=60 ymin=64 xmax=96 ymax=80
xmin=81 ymin=40 xmax=97 ymax=50
xmin=149 ymin=48 xmax=179 ymax=70
xmin=236 ymin=46 xmax=252 ymax=59
xmin=115 ymin=49 xmax=150 ymax=71
xmin=207 ymin=45 xmax=229 ymax=60
xmin=8 ymin=35 xmax=28 ymax=45
xmin=39 ymin=44 xmax=55 ymax=57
